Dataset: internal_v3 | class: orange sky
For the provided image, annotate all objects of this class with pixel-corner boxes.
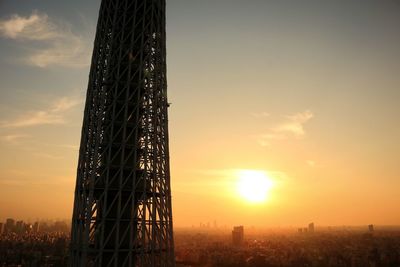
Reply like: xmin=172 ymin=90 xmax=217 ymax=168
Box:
xmin=0 ymin=0 xmax=399 ymax=227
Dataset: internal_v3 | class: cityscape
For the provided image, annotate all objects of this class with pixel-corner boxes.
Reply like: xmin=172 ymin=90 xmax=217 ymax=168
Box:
xmin=1 ymin=218 xmax=400 ymax=266
xmin=0 ymin=218 xmax=69 ymax=266
xmin=1 ymin=0 xmax=400 ymax=266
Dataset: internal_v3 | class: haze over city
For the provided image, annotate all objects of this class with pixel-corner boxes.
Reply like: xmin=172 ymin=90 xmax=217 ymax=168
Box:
xmin=1 ymin=0 xmax=400 ymax=229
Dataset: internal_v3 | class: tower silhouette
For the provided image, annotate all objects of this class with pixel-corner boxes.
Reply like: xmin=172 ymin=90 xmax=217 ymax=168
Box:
xmin=70 ymin=0 xmax=175 ymax=266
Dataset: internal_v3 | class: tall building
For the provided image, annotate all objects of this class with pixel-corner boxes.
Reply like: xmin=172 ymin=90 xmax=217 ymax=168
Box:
xmin=0 ymin=223 xmax=3 ymax=235
xmin=15 ymin=220 xmax=24 ymax=234
xmin=232 ymin=226 xmax=244 ymax=246
xmin=4 ymin=218 xmax=15 ymax=233
xmin=308 ymin=222 xmax=315 ymax=233
xmin=70 ymin=0 xmax=175 ymax=266
xmin=368 ymin=224 xmax=374 ymax=232
xmin=33 ymin=222 xmax=40 ymax=233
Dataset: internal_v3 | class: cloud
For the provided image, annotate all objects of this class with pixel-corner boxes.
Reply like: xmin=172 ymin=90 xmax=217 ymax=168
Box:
xmin=0 ymin=12 xmax=59 ymax=40
xmin=33 ymin=152 xmax=62 ymax=160
xmin=306 ymin=160 xmax=316 ymax=167
xmin=251 ymin=112 xmax=270 ymax=118
xmin=196 ymin=168 xmax=287 ymax=181
xmin=55 ymin=144 xmax=79 ymax=151
xmin=51 ymin=97 xmax=83 ymax=112
xmin=0 ymin=134 xmax=29 ymax=144
xmin=275 ymin=110 xmax=314 ymax=137
xmin=2 ymin=111 xmax=64 ymax=128
xmin=257 ymin=133 xmax=285 ymax=147
xmin=0 ymin=11 xmax=91 ymax=68
xmin=0 ymin=175 xmax=74 ymax=187
xmin=256 ymin=110 xmax=314 ymax=146
xmin=174 ymin=168 xmax=287 ymax=194
xmin=0 ymin=96 xmax=82 ymax=128
xmin=0 ymin=179 xmax=26 ymax=186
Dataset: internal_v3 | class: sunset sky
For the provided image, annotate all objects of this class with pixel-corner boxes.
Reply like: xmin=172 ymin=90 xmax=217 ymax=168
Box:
xmin=0 ymin=0 xmax=399 ymax=227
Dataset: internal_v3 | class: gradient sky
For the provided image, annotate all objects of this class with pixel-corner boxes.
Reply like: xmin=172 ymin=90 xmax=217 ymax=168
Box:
xmin=0 ymin=0 xmax=399 ymax=227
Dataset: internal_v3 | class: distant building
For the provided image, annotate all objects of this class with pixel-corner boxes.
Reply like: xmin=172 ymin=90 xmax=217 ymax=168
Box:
xmin=5 ymin=218 xmax=15 ymax=233
xmin=232 ymin=226 xmax=244 ymax=246
xmin=0 ymin=222 xmax=3 ymax=235
xmin=298 ymin=228 xmax=303 ymax=233
xmin=15 ymin=220 xmax=24 ymax=234
xmin=308 ymin=222 xmax=315 ymax=233
xmin=303 ymin=228 xmax=308 ymax=233
xmin=33 ymin=222 xmax=40 ymax=233
xmin=25 ymin=223 xmax=33 ymax=233
xmin=54 ymin=221 xmax=68 ymax=232
xmin=368 ymin=224 xmax=374 ymax=232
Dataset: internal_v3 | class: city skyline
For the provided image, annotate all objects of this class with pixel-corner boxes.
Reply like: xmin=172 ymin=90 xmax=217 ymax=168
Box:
xmin=1 ymin=0 xmax=400 ymax=227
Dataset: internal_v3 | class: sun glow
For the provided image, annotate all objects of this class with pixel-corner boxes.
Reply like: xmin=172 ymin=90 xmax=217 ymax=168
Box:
xmin=236 ymin=170 xmax=274 ymax=203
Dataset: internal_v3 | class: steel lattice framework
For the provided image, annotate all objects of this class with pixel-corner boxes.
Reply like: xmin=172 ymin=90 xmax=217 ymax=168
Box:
xmin=70 ymin=0 xmax=175 ymax=266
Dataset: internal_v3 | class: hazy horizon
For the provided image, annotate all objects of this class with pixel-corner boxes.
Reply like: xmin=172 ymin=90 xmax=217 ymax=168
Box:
xmin=0 ymin=0 xmax=400 ymax=227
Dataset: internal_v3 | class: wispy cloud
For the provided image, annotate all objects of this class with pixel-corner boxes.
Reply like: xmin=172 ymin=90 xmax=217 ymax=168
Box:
xmin=0 ymin=11 xmax=91 ymax=68
xmin=0 ymin=12 xmax=59 ymax=40
xmin=1 ymin=111 xmax=64 ymax=128
xmin=250 ymin=112 xmax=270 ymax=118
xmin=0 ymin=175 xmax=74 ymax=187
xmin=274 ymin=110 xmax=314 ymax=137
xmin=256 ymin=110 xmax=314 ymax=146
xmin=306 ymin=160 xmax=316 ymax=167
xmin=55 ymin=144 xmax=79 ymax=151
xmin=0 ymin=134 xmax=29 ymax=144
xmin=51 ymin=97 xmax=82 ymax=112
xmin=306 ymin=160 xmax=323 ymax=168
xmin=0 ymin=96 xmax=82 ymax=128
xmin=0 ymin=179 xmax=26 ymax=186
xmin=173 ymin=168 xmax=287 ymax=195
xmin=257 ymin=133 xmax=285 ymax=147
xmin=33 ymin=152 xmax=62 ymax=160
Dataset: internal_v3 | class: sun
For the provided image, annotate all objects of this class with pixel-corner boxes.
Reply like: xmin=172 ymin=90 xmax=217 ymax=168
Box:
xmin=236 ymin=170 xmax=274 ymax=203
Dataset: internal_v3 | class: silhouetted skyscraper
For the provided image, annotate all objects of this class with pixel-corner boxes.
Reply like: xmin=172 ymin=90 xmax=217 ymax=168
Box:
xmin=308 ymin=222 xmax=314 ymax=233
xmin=15 ymin=221 xmax=24 ymax=234
xmin=368 ymin=224 xmax=374 ymax=232
xmin=4 ymin=218 xmax=14 ymax=233
xmin=70 ymin=0 xmax=175 ymax=266
xmin=33 ymin=222 xmax=40 ymax=233
xmin=232 ymin=226 xmax=244 ymax=246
